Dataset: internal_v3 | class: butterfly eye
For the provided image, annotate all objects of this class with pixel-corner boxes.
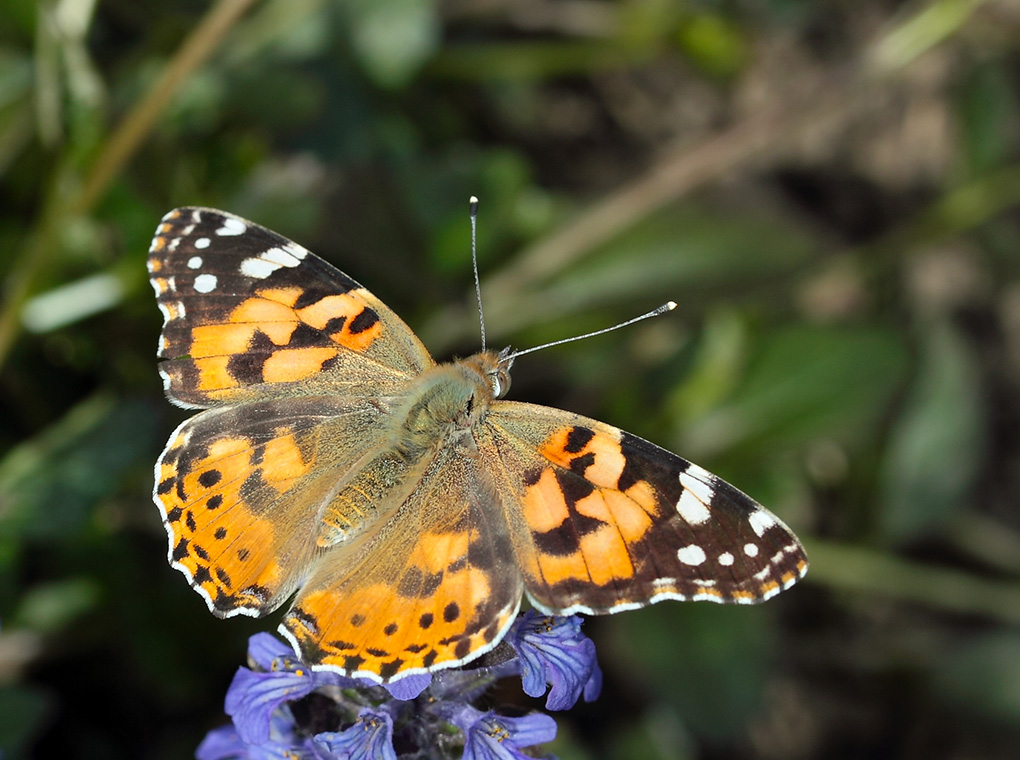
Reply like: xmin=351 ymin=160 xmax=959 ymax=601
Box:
xmin=490 ymin=367 xmax=511 ymax=398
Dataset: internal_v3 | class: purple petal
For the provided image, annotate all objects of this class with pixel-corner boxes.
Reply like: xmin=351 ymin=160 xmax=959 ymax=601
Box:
xmin=313 ymin=709 xmax=397 ymax=760
xmin=196 ymin=724 xmax=247 ymax=760
xmin=460 ymin=711 xmax=557 ymax=760
xmin=509 ymin=612 xmax=599 ymax=711
xmin=383 ymin=672 xmax=431 ymax=701
xmin=247 ymin=633 xmax=295 ymax=670
xmin=224 ymin=667 xmax=315 ymax=745
xmin=196 ymin=718 xmax=315 ymax=760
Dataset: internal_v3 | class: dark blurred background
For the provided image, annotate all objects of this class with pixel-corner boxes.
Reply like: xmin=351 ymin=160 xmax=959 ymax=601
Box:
xmin=3 ymin=0 xmax=1020 ymax=757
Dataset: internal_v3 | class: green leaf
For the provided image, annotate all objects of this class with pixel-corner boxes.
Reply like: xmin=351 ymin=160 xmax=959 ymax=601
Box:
xmin=0 ymin=396 xmax=159 ymax=542
xmin=879 ymin=320 xmax=985 ymax=542
xmin=344 ymin=0 xmax=439 ymax=88
xmin=14 ymin=577 xmax=101 ymax=633
xmin=680 ymin=325 xmax=910 ymax=458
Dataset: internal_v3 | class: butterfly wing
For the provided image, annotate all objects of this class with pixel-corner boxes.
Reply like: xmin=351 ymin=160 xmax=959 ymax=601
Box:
xmin=154 ymin=394 xmax=390 ymax=618
xmin=149 ymin=207 xmax=434 ymax=617
xmin=148 ymin=207 xmax=433 ymax=409
xmin=280 ymin=446 xmax=523 ymax=682
xmin=485 ymin=402 xmax=808 ymax=614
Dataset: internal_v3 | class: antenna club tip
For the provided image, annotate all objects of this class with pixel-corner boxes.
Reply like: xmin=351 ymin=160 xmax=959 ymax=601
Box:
xmin=469 ymin=196 xmax=479 ymax=209
xmin=665 ymin=301 xmax=677 ymax=311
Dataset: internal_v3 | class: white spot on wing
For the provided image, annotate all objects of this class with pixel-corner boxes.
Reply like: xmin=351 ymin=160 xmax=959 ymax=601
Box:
xmin=718 ymin=552 xmax=734 ymax=566
xmin=675 ymin=490 xmax=711 ymax=525
xmin=240 ymin=257 xmax=281 ymax=279
xmin=194 ymin=237 xmax=211 ymax=249
xmin=676 ymin=465 xmax=715 ymax=525
xmin=283 ymin=241 xmax=309 ymax=260
xmin=748 ymin=510 xmax=776 ymax=537
xmin=187 ymin=256 xmax=202 ymax=269
xmin=260 ymin=246 xmax=302 ymax=267
xmin=744 ymin=542 xmax=759 ymax=557
xmin=216 ymin=218 xmax=247 ymax=236
xmin=676 ymin=544 xmax=707 ymax=566
xmin=194 ymin=273 xmax=218 ymax=293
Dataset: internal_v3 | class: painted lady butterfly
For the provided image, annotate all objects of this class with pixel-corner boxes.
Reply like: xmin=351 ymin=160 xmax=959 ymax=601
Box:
xmin=149 ymin=207 xmax=807 ymax=684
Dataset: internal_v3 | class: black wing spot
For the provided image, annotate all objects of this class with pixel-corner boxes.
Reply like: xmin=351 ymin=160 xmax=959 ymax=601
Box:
xmin=198 ymin=469 xmax=222 ymax=488
xmin=523 ymin=467 xmax=543 ymax=487
xmin=157 ymin=478 xmax=174 ymax=495
xmin=419 ymin=613 xmax=434 ymax=629
xmin=323 ymin=316 xmax=347 ymax=335
xmin=565 ymin=426 xmax=595 ymax=453
xmin=378 ymin=658 xmax=404 ymax=680
xmin=384 ymin=622 xmax=398 ymax=636
xmin=348 ymin=308 xmax=379 ymax=334
xmin=206 ymin=494 xmax=223 ymax=510
xmin=556 ymin=467 xmax=595 ymax=505
xmin=343 ymin=654 xmax=365 ymax=672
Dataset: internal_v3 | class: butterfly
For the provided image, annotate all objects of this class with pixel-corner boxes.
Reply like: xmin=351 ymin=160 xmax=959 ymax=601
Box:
xmin=149 ymin=206 xmax=807 ymax=684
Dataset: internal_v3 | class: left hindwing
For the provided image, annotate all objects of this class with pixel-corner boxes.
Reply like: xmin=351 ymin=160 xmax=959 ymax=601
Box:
xmin=484 ymin=402 xmax=808 ymax=615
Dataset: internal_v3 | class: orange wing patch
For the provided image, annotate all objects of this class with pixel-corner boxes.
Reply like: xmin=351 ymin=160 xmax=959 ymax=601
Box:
xmin=282 ymin=525 xmax=520 ymax=682
xmin=154 ymin=414 xmax=325 ymax=618
xmin=490 ymin=405 xmax=809 ymax=615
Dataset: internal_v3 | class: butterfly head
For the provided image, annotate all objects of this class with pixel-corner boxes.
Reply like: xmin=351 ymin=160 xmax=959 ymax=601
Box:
xmin=460 ymin=349 xmax=513 ymax=401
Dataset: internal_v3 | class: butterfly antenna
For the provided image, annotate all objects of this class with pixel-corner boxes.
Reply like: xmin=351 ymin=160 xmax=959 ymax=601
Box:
xmin=505 ymin=301 xmax=678 ymax=361
xmin=469 ymin=196 xmax=487 ymax=351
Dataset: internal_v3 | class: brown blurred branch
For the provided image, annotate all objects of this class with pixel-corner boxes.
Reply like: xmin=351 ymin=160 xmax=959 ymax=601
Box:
xmin=804 ymin=537 xmax=1020 ymax=626
xmin=422 ymin=0 xmax=995 ymax=351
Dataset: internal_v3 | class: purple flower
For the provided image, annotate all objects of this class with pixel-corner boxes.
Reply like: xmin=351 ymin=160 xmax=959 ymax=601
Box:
xmin=509 ymin=611 xmax=602 ymax=710
xmin=313 ymin=708 xmax=397 ymax=760
xmin=382 ymin=672 xmax=431 ymax=701
xmin=197 ymin=711 xmax=315 ymax=760
xmin=449 ymin=705 xmax=557 ymax=760
xmin=225 ymin=633 xmax=350 ymax=745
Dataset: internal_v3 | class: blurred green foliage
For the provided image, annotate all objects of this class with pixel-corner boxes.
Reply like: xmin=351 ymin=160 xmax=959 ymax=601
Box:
xmin=2 ymin=0 xmax=1020 ymax=758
